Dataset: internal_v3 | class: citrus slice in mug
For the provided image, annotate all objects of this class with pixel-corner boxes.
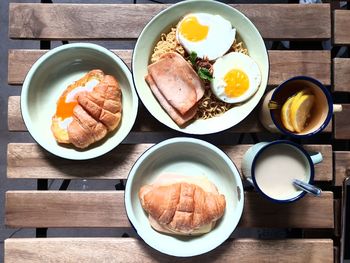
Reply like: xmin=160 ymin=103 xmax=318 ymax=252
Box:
xmin=281 ymin=96 xmax=295 ymax=132
xmin=290 ymin=93 xmax=315 ymax=133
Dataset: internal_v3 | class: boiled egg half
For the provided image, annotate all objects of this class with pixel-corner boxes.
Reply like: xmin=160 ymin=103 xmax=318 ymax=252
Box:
xmin=176 ymin=13 xmax=236 ymax=61
xmin=211 ymin=52 xmax=261 ymax=103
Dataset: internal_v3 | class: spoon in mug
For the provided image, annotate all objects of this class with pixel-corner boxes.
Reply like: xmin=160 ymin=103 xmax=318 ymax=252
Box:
xmin=293 ymin=179 xmax=322 ymax=196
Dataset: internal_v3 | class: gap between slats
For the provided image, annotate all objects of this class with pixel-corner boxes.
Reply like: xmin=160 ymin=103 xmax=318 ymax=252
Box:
xmin=8 ymin=50 xmax=331 ymax=85
xmin=9 ymin=4 xmax=331 ymax=40
xmin=5 ymin=191 xmax=334 ymax=229
xmin=7 ymin=143 xmax=333 ymax=181
xmin=4 ymin=238 xmax=334 ymax=263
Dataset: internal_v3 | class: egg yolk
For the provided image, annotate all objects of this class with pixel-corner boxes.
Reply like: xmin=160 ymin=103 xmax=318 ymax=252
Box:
xmin=224 ymin=69 xmax=249 ymax=98
xmin=56 ymin=96 xmax=77 ymax=119
xmin=179 ymin=16 xmax=209 ymax=42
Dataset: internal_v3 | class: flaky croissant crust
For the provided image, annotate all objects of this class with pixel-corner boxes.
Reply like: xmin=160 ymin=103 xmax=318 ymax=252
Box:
xmin=139 ymin=182 xmax=226 ymax=234
xmin=51 ymin=69 xmax=122 ymax=149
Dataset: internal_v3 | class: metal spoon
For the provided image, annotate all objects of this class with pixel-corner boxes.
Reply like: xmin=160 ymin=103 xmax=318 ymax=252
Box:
xmin=293 ymin=179 xmax=322 ymax=196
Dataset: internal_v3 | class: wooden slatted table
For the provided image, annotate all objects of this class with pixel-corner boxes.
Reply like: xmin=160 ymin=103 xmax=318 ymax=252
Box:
xmin=333 ymin=10 xmax=350 ymax=140
xmin=4 ymin=2 xmax=348 ymax=263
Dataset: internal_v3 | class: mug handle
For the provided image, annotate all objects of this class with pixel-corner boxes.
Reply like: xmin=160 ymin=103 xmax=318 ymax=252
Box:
xmin=333 ymin=104 xmax=343 ymax=113
xmin=309 ymin=152 xmax=323 ymax=164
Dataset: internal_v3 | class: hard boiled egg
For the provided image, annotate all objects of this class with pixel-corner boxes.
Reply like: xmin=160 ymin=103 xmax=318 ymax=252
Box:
xmin=211 ymin=52 xmax=261 ymax=103
xmin=176 ymin=13 xmax=236 ymax=61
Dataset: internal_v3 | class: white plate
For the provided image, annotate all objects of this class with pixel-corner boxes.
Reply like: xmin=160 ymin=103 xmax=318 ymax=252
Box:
xmin=125 ymin=137 xmax=244 ymax=257
xmin=132 ymin=0 xmax=269 ymax=134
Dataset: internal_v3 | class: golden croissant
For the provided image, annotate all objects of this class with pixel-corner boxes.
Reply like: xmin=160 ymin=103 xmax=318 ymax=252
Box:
xmin=51 ymin=69 xmax=122 ymax=149
xmin=139 ymin=175 xmax=226 ymax=235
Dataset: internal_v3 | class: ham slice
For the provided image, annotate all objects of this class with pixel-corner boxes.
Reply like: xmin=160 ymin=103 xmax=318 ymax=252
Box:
xmin=145 ymin=74 xmax=197 ymax=126
xmin=160 ymin=52 xmax=205 ymax=102
xmin=147 ymin=52 xmax=204 ymax=116
xmin=146 ymin=52 xmax=205 ymax=126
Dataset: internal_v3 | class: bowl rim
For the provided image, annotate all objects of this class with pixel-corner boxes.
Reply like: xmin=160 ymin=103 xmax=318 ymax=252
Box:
xmin=124 ymin=137 xmax=244 ymax=257
xmin=132 ymin=0 xmax=270 ymax=135
xmin=21 ymin=42 xmax=138 ymax=160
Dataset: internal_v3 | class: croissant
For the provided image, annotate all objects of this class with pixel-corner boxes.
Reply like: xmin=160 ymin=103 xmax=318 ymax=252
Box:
xmin=51 ymin=69 xmax=122 ymax=149
xmin=139 ymin=174 xmax=226 ymax=235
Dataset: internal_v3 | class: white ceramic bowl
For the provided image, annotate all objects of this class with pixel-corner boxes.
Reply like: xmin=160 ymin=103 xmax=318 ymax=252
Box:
xmin=21 ymin=43 xmax=138 ymax=160
xmin=132 ymin=0 xmax=269 ymax=134
xmin=125 ymin=137 xmax=244 ymax=257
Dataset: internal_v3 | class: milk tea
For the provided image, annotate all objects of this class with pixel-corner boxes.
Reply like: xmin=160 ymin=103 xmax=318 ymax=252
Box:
xmin=254 ymin=144 xmax=309 ymax=200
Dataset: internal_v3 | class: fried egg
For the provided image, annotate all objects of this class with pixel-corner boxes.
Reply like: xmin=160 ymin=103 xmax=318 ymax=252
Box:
xmin=211 ymin=52 xmax=261 ymax=103
xmin=176 ymin=13 xmax=236 ymax=61
xmin=55 ymin=78 xmax=100 ymax=129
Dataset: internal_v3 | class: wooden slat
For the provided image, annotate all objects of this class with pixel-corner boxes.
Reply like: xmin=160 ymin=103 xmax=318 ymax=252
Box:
xmin=4 ymin=238 xmax=334 ymax=263
xmin=8 ymin=97 xmax=26 ymax=131
xmin=334 ymin=104 xmax=350 ymax=140
xmin=8 ymin=50 xmax=331 ymax=85
xmin=8 ymin=143 xmax=332 ymax=181
xmin=334 ymin=10 xmax=350 ymax=45
xmin=5 ymin=191 xmax=334 ymax=228
xmin=7 ymin=95 xmax=333 ymax=133
xmin=269 ymin=51 xmax=330 ymax=86
xmin=8 ymin=96 xmax=264 ymax=133
xmin=241 ymin=192 xmax=334 ymax=229
xmin=9 ymin=4 xmax=330 ymax=40
xmin=8 ymin=49 xmax=131 ymax=85
xmin=334 ymin=151 xmax=350 ymax=186
xmin=7 ymin=143 xmax=151 ymax=180
xmin=333 ymin=58 xmax=350 ymax=92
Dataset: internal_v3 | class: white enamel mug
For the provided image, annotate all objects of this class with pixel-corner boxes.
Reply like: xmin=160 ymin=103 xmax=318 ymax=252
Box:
xmin=241 ymin=140 xmax=323 ymax=203
xmin=259 ymin=76 xmax=342 ymax=137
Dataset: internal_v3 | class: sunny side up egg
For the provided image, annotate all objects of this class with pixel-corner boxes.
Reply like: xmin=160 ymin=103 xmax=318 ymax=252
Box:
xmin=176 ymin=13 xmax=236 ymax=61
xmin=55 ymin=78 xmax=100 ymax=129
xmin=211 ymin=52 xmax=262 ymax=104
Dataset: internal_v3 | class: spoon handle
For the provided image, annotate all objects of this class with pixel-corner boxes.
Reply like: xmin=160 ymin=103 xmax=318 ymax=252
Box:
xmin=293 ymin=179 xmax=322 ymax=196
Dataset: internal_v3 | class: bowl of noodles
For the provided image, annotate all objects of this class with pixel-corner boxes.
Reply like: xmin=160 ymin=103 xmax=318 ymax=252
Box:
xmin=132 ymin=0 xmax=269 ymax=134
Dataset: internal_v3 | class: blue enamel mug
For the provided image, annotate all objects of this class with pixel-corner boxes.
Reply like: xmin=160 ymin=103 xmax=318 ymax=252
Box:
xmin=241 ymin=140 xmax=323 ymax=203
xmin=259 ymin=76 xmax=342 ymax=137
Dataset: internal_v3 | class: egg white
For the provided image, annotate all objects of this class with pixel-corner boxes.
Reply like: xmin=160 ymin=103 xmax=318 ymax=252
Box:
xmin=176 ymin=13 xmax=236 ymax=61
xmin=211 ymin=52 xmax=262 ymax=104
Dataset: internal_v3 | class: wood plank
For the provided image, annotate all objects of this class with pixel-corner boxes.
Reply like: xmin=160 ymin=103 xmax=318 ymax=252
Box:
xmin=9 ymin=4 xmax=330 ymax=40
xmin=334 ymin=10 xmax=350 ymax=45
xmin=334 ymin=151 xmax=350 ymax=186
xmin=5 ymin=191 xmax=334 ymax=228
xmin=269 ymin=51 xmax=330 ymax=86
xmin=240 ymin=192 xmax=333 ymax=229
xmin=334 ymin=104 xmax=350 ymax=140
xmin=7 ymin=143 xmax=151 ymax=180
xmin=4 ymin=238 xmax=333 ymax=263
xmin=7 ymin=95 xmax=333 ymax=133
xmin=8 ymin=49 xmax=131 ymax=85
xmin=8 ymin=96 xmax=263 ymax=133
xmin=8 ymin=50 xmax=331 ymax=85
xmin=8 ymin=143 xmax=332 ymax=181
xmin=8 ymin=97 xmax=26 ymax=131
xmin=333 ymin=58 xmax=350 ymax=92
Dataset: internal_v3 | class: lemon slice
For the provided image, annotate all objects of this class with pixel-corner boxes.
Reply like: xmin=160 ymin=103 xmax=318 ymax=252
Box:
xmin=290 ymin=94 xmax=315 ymax=133
xmin=281 ymin=96 xmax=295 ymax=132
